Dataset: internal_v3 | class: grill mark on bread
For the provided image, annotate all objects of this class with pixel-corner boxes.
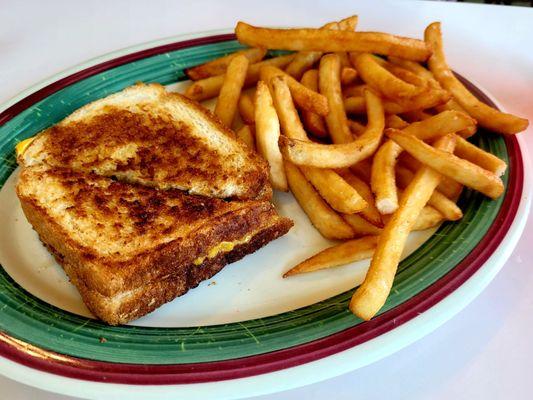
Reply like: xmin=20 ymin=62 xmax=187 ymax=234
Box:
xmin=21 ymin=84 xmax=272 ymax=200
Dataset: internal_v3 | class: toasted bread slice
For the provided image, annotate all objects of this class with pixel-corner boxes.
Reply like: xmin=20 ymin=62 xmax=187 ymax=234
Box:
xmin=19 ymin=83 xmax=271 ymax=200
xmin=17 ymin=166 xmax=292 ymax=324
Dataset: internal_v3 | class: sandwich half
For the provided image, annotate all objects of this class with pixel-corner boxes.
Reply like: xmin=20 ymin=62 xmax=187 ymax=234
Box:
xmin=18 ymin=83 xmax=271 ymax=200
xmin=16 ymin=83 xmax=292 ymax=325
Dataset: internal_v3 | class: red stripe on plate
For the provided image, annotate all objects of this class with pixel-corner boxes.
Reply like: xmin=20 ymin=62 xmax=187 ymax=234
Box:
xmin=0 ymin=35 xmax=524 ymax=385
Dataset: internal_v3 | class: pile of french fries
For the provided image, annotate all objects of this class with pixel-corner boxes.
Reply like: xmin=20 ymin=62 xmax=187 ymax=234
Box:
xmin=182 ymin=16 xmax=529 ymax=321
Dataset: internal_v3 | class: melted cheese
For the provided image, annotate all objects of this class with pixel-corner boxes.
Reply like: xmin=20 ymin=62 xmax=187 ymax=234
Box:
xmin=15 ymin=137 xmax=35 ymax=157
xmin=193 ymin=234 xmax=253 ymax=266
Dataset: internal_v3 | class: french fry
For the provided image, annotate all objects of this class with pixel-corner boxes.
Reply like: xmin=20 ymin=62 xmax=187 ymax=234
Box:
xmin=301 ymin=167 xmax=368 ymax=214
xmin=260 ymin=66 xmax=329 ymax=116
xmin=337 ymin=52 xmax=352 ymax=68
xmin=235 ymin=22 xmax=432 ymax=61
xmin=371 ymin=140 xmax=403 ymax=214
xmin=383 ymin=63 xmax=427 ymax=88
xmin=425 ymin=22 xmax=528 ymax=134
xmin=185 ymin=47 xmax=266 ymax=80
xmin=344 ymin=89 xmax=450 ymax=115
xmin=343 ymin=213 xmax=383 ymax=236
xmin=283 ymin=235 xmax=378 ymax=277
xmin=354 ymin=53 xmax=424 ymax=99
xmin=279 ymin=89 xmax=385 ymax=168
xmin=338 ymin=169 xmax=383 ymax=227
xmin=412 ymin=206 xmax=444 ymax=230
xmin=236 ymin=124 xmax=256 ymax=150
xmin=337 ymin=15 xmax=359 ymax=31
xmin=455 ymin=137 xmax=507 ymax=176
xmin=319 ymin=53 xmax=353 ymax=144
xmin=400 ymin=152 xmax=464 ymax=199
xmin=350 ymin=134 xmax=457 ymax=320
xmin=284 ymin=17 xmax=357 ymax=80
xmin=350 ymin=159 xmax=373 ymax=183
xmin=348 ymin=119 xmax=366 ymax=136
xmin=387 ymin=128 xmax=504 ymax=199
xmin=401 ymin=109 xmax=433 ymax=122
xmin=271 ymin=76 xmax=366 ymax=214
xmin=254 ymin=81 xmax=287 ymax=191
xmin=400 ymin=110 xmax=476 ymax=141
xmin=382 ymin=205 xmax=445 ymax=231
xmin=185 ymin=54 xmax=295 ymax=101
xmin=341 ymin=67 xmax=359 ymax=86
xmin=214 ymin=55 xmax=249 ymax=127
xmin=343 ymin=84 xmax=368 ymax=98
xmin=387 ymin=57 xmax=477 ymax=138
xmin=238 ymin=92 xmax=255 ymax=124
xmin=385 ymin=114 xmax=409 ymax=129
xmin=285 ymin=161 xmax=355 ymax=240
xmin=396 ymin=166 xmax=463 ymax=221
xmin=300 ymin=69 xmax=328 ymax=138
xmin=285 ymin=20 xmax=339 ymax=80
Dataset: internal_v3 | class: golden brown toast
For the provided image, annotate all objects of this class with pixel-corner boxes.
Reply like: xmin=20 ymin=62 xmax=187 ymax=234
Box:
xmin=17 ymin=165 xmax=292 ymax=325
xmin=18 ymin=83 xmax=271 ymax=201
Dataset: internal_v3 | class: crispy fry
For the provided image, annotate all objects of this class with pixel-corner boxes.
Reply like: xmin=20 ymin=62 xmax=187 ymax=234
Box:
xmin=261 ymin=66 xmax=329 ymax=116
xmin=238 ymin=92 xmax=255 ymax=124
xmin=270 ymin=76 xmax=310 ymax=142
xmin=285 ymin=51 xmax=323 ymax=80
xmin=350 ymin=159 xmax=373 ymax=183
xmin=401 ymin=110 xmax=476 ymax=141
xmin=236 ymin=124 xmax=256 ymax=150
xmin=385 ymin=114 xmax=409 ymax=129
xmin=185 ymin=54 xmax=295 ymax=101
xmin=214 ymin=55 xmax=249 ymax=127
xmin=341 ymin=67 xmax=359 ymax=86
xmin=319 ymin=53 xmax=352 ymax=144
xmin=401 ymin=109 xmax=433 ymax=122
xmin=254 ymin=81 xmax=287 ymax=191
xmin=337 ymin=15 xmax=359 ymax=31
xmin=271 ymin=76 xmax=366 ymax=213
xmin=235 ymin=22 xmax=432 ymax=61
xmin=382 ymin=205 xmax=445 ymax=231
xmin=348 ymin=119 xmax=366 ymax=136
xmin=185 ymin=48 xmax=266 ymax=80
xmin=301 ymin=167 xmax=368 ymax=214
xmin=435 ymin=100 xmax=477 ymax=138
xmin=338 ymin=169 xmax=383 ymax=227
xmin=400 ymin=152 xmax=464 ymax=199
xmin=344 ymin=89 xmax=450 ymax=115
xmin=283 ymin=236 xmax=378 ymax=277
xmin=300 ymin=70 xmax=328 ymax=138
xmin=343 ymin=84 xmax=368 ymax=98
xmin=455 ymin=137 xmax=507 ymax=176
xmin=387 ymin=128 xmax=504 ymax=199
xmin=284 ymin=19 xmax=350 ymax=80
xmin=383 ymin=63 xmax=427 ymax=88
xmin=396 ymin=166 xmax=462 ymax=221
xmin=280 ymin=89 xmax=385 ymax=168
xmin=425 ymin=22 xmax=528 ymax=134
xmin=354 ymin=53 xmax=424 ymax=99
xmin=387 ymin=57 xmax=477 ymax=138
xmin=350 ymin=134 xmax=457 ymax=320
xmin=371 ymin=140 xmax=403 ymax=214
xmin=337 ymin=52 xmax=352 ymax=68
xmin=343 ymin=213 xmax=383 ymax=236
xmin=285 ymin=161 xmax=355 ymax=240
xmin=412 ymin=206 xmax=444 ymax=230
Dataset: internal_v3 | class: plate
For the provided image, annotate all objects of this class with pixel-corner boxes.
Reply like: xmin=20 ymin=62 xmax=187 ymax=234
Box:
xmin=0 ymin=31 xmax=530 ymax=399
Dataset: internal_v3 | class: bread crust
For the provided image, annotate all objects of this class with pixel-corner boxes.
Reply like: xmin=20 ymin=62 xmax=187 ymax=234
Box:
xmin=20 ymin=83 xmax=272 ymax=201
xmin=18 ymin=171 xmax=290 ymax=297
xmin=46 ymin=219 xmax=292 ymax=325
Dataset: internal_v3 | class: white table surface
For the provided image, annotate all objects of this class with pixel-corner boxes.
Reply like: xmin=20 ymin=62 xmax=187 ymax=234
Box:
xmin=1 ymin=0 xmax=532 ymax=398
